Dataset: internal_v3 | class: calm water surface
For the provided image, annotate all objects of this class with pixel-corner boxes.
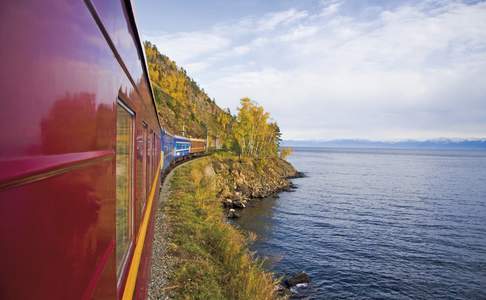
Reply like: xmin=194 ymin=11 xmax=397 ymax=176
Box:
xmin=235 ymin=148 xmax=486 ymax=299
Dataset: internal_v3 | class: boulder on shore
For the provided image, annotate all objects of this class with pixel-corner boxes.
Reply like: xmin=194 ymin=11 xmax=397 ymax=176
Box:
xmin=287 ymin=171 xmax=306 ymax=179
xmin=283 ymin=272 xmax=310 ymax=288
xmin=232 ymin=200 xmax=246 ymax=209
xmin=222 ymin=199 xmax=233 ymax=208
xmin=227 ymin=209 xmax=240 ymax=219
xmin=283 ymin=186 xmax=296 ymax=192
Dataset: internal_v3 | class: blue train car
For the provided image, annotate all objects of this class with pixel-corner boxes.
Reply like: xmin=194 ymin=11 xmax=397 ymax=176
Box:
xmin=174 ymin=135 xmax=191 ymax=160
xmin=160 ymin=131 xmax=207 ymax=174
xmin=161 ymin=130 xmax=175 ymax=172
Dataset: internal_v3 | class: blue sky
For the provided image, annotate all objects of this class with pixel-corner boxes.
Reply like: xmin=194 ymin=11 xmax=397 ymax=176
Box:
xmin=136 ymin=0 xmax=486 ymax=140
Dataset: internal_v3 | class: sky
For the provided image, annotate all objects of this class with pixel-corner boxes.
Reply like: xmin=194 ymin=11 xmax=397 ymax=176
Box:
xmin=136 ymin=0 xmax=486 ymax=140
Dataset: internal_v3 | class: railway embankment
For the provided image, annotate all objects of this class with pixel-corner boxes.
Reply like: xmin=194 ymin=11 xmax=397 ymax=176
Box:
xmin=149 ymin=153 xmax=298 ymax=299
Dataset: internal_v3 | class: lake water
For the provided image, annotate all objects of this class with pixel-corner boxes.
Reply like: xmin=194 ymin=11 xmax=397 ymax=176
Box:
xmin=234 ymin=148 xmax=486 ymax=299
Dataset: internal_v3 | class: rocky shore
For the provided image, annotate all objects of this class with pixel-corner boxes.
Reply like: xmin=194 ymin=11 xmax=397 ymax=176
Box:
xmin=149 ymin=154 xmax=305 ymax=299
xmin=211 ymin=154 xmax=302 ymax=217
xmin=210 ymin=154 xmax=310 ymax=298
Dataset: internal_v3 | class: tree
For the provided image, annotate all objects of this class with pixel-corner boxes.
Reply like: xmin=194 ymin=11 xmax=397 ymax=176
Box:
xmin=280 ymin=147 xmax=293 ymax=160
xmin=232 ymin=98 xmax=280 ymax=158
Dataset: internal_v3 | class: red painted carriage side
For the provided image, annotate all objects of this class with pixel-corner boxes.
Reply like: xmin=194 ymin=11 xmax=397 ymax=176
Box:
xmin=0 ymin=1 xmax=161 ymax=299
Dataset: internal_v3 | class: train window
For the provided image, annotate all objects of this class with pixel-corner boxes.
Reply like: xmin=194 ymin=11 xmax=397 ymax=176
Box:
xmin=153 ymin=132 xmax=156 ymax=173
xmin=147 ymin=131 xmax=153 ymax=197
xmin=138 ymin=123 xmax=148 ymax=220
xmin=115 ymin=101 xmax=134 ymax=278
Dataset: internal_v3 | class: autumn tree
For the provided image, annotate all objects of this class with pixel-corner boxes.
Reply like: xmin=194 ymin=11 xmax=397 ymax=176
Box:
xmin=144 ymin=41 xmax=232 ymax=139
xmin=216 ymin=109 xmax=234 ymax=150
xmin=232 ymin=98 xmax=280 ymax=158
xmin=280 ymin=147 xmax=293 ymax=160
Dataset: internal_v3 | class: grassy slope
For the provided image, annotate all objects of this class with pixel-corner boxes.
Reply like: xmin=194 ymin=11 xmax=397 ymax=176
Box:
xmin=163 ymin=156 xmax=276 ymax=300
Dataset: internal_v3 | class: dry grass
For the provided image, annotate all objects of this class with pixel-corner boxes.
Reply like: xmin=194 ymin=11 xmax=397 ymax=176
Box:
xmin=163 ymin=157 xmax=276 ymax=300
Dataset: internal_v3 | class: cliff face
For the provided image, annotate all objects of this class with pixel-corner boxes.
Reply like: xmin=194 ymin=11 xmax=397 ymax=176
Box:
xmin=212 ymin=153 xmax=299 ymax=210
xmin=144 ymin=41 xmax=232 ymax=145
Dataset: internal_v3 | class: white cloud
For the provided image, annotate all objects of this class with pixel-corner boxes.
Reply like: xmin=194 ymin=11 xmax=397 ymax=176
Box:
xmin=143 ymin=1 xmax=486 ymax=140
xmin=257 ymin=9 xmax=309 ymax=31
xmin=144 ymin=31 xmax=231 ymax=64
xmin=278 ymin=25 xmax=319 ymax=42
xmin=320 ymin=0 xmax=343 ymax=17
xmin=185 ymin=62 xmax=210 ymax=73
xmin=232 ymin=45 xmax=251 ymax=55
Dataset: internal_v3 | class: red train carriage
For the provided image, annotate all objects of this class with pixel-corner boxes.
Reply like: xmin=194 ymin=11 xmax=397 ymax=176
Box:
xmin=0 ymin=1 xmax=161 ymax=299
xmin=189 ymin=138 xmax=207 ymax=155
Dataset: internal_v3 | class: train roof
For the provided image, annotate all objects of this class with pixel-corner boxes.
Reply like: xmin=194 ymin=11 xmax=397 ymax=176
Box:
xmin=173 ymin=135 xmax=191 ymax=141
xmin=189 ymin=138 xmax=206 ymax=142
xmin=160 ymin=130 xmax=205 ymax=143
xmin=161 ymin=129 xmax=174 ymax=136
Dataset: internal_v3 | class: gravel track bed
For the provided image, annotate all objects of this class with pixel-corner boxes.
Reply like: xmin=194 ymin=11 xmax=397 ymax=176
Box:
xmin=148 ymin=158 xmax=201 ymax=300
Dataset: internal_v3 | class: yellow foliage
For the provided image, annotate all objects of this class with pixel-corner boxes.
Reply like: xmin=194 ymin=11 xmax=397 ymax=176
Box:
xmin=233 ymin=98 xmax=281 ymax=158
xmin=144 ymin=41 xmax=233 ymax=143
xmin=279 ymin=147 xmax=293 ymax=160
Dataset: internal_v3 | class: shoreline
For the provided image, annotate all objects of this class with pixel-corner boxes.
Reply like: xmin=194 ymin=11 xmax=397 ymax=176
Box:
xmin=149 ymin=154 xmax=284 ymax=299
xmin=211 ymin=153 xmax=301 ymax=217
xmin=211 ymin=153 xmax=309 ymax=298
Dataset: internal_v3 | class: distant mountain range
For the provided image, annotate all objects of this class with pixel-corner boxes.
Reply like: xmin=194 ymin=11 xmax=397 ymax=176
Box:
xmin=281 ymin=138 xmax=486 ymax=149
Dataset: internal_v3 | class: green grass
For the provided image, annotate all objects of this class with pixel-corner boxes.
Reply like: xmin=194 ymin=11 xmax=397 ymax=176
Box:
xmin=163 ymin=157 xmax=276 ymax=300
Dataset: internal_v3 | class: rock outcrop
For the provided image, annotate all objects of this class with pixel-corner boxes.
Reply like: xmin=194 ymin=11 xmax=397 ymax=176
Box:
xmin=276 ymin=272 xmax=311 ymax=298
xmin=283 ymin=272 xmax=310 ymax=288
xmin=227 ymin=209 xmax=240 ymax=219
xmin=213 ymin=155 xmax=299 ymax=211
xmin=212 ymin=154 xmax=303 ymax=299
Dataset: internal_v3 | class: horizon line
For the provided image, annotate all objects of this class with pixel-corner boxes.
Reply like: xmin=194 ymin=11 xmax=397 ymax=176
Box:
xmin=282 ymin=137 xmax=486 ymax=143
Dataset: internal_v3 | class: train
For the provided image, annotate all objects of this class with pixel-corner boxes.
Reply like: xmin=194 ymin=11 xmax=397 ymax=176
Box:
xmin=160 ymin=129 xmax=207 ymax=174
xmin=0 ymin=1 xmax=206 ymax=299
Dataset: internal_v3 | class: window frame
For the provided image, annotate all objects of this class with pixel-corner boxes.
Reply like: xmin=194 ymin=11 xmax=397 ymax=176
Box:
xmin=147 ymin=130 xmax=153 ymax=197
xmin=140 ymin=122 xmax=149 ymax=220
xmin=153 ymin=132 xmax=156 ymax=176
xmin=115 ymin=98 xmax=136 ymax=286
